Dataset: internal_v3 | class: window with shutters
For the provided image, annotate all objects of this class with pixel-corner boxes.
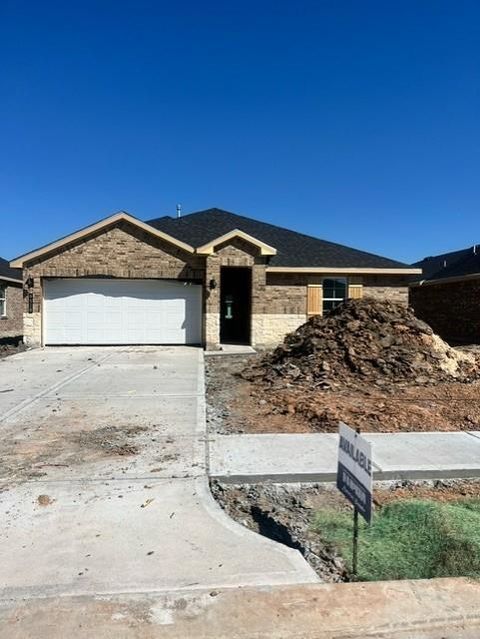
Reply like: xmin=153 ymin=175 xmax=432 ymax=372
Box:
xmin=322 ymin=278 xmax=347 ymax=314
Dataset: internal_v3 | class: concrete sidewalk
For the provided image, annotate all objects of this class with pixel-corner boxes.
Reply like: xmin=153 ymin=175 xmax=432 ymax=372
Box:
xmin=209 ymin=431 xmax=480 ymax=483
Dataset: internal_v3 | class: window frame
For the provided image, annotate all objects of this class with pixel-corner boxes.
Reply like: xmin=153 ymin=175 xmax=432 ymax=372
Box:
xmin=322 ymin=277 xmax=347 ymax=314
xmin=0 ymin=284 xmax=6 ymax=317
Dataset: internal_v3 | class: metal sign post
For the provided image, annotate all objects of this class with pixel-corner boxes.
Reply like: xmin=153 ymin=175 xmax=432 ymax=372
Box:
xmin=336 ymin=422 xmax=373 ymax=577
xmin=352 ymin=506 xmax=359 ymax=576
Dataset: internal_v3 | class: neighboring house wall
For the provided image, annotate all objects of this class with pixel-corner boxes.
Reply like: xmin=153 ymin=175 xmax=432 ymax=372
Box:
xmin=22 ymin=221 xmax=205 ymax=346
xmin=0 ymin=282 xmax=23 ymax=339
xmin=410 ymin=278 xmax=480 ymax=343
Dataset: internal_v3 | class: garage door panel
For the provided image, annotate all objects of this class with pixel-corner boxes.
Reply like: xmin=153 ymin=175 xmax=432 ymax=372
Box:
xmin=44 ymin=279 xmax=202 ymax=345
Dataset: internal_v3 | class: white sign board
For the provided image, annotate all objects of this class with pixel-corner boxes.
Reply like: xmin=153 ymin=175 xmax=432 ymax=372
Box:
xmin=337 ymin=422 xmax=373 ymax=523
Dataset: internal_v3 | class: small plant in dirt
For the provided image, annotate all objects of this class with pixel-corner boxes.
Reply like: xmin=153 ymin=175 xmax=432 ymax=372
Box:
xmin=312 ymin=499 xmax=480 ymax=581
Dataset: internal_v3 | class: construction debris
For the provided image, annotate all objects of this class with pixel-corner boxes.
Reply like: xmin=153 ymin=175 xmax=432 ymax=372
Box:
xmin=242 ymin=298 xmax=478 ymax=391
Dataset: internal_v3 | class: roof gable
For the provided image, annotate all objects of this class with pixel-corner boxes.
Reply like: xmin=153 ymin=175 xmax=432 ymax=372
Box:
xmin=196 ymin=228 xmax=277 ymax=256
xmin=11 ymin=211 xmax=195 ymax=267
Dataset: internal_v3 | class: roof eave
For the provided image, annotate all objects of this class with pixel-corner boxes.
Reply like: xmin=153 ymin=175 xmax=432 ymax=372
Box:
xmin=267 ymin=266 xmax=422 ymax=275
xmin=410 ymin=271 xmax=480 ymax=287
xmin=0 ymin=274 xmax=22 ymax=284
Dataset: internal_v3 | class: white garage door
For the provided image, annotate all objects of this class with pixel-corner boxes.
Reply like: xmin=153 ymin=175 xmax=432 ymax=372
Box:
xmin=43 ymin=279 xmax=202 ymax=345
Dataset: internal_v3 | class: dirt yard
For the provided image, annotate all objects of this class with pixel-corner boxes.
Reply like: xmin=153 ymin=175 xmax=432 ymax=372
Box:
xmin=206 ymin=353 xmax=480 ymax=433
xmin=0 ymin=340 xmax=26 ymax=360
xmin=211 ymin=478 xmax=480 ymax=581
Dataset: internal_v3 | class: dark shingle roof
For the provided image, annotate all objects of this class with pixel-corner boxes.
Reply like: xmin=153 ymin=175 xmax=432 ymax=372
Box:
xmin=426 ymin=249 xmax=480 ymax=281
xmin=147 ymin=208 xmax=412 ymax=269
xmin=0 ymin=257 xmax=21 ymax=282
xmin=413 ymin=246 xmax=475 ymax=280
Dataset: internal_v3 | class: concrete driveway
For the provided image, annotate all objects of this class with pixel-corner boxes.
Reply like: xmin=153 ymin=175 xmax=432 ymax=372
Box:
xmin=0 ymin=346 xmax=316 ymax=603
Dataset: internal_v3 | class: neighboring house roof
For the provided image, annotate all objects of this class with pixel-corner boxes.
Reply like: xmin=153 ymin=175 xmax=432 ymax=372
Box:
xmin=0 ymin=257 xmax=22 ymax=284
xmin=148 ymin=208 xmax=417 ymax=272
xmin=425 ymin=249 xmax=480 ymax=282
xmin=413 ymin=246 xmax=476 ymax=280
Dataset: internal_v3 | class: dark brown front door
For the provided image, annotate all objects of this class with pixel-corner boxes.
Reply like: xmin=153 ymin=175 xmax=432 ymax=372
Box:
xmin=220 ymin=267 xmax=251 ymax=344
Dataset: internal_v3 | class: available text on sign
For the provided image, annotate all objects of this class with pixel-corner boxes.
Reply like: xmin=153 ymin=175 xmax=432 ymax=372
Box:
xmin=337 ymin=422 xmax=373 ymax=523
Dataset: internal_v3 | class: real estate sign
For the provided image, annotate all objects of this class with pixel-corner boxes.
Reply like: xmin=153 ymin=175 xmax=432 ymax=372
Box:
xmin=337 ymin=422 xmax=373 ymax=523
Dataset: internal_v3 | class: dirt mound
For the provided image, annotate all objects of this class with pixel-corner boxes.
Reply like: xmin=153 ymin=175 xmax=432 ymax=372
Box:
xmin=243 ymin=298 xmax=477 ymax=390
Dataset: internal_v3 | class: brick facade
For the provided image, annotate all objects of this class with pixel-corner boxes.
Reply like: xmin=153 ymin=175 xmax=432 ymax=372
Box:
xmin=0 ymin=282 xmax=23 ymax=339
xmin=410 ymin=277 xmax=480 ymax=343
xmin=363 ymin=275 xmax=410 ymax=306
xmin=20 ymin=219 xmax=412 ymax=348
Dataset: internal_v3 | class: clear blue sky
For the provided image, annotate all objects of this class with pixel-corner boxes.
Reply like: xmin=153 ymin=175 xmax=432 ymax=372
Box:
xmin=1 ymin=0 xmax=479 ymax=263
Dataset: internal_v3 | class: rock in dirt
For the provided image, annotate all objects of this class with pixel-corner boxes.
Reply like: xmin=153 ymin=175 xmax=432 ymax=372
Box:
xmin=242 ymin=298 xmax=478 ymax=390
xmin=37 ymin=494 xmax=54 ymax=506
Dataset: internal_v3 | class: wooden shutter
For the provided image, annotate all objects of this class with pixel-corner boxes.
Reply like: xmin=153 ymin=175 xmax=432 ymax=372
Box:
xmin=307 ymin=285 xmax=322 ymax=316
xmin=348 ymin=283 xmax=363 ymax=299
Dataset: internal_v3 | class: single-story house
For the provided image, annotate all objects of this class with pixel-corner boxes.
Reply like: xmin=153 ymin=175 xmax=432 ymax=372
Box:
xmin=10 ymin=208 xmax=421 ymax=349
xmin=410 ymin=245 xmax=480 ymax=343
xmin=0 ymin=257 xmax=23 ymax=341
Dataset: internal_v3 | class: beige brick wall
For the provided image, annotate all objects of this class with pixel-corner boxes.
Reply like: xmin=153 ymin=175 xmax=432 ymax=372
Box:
xmin=0 ymin=283 xmax=23 ymax=339
xmin=251 ymin=313 xmax=306 ymax=348
xmin=363 ymin=275 xmax=411 ymax=306
xmin=263 ymin=273 xmax=310 ymax=315
xmin=23 ymin=311 xmax=41 ymax=346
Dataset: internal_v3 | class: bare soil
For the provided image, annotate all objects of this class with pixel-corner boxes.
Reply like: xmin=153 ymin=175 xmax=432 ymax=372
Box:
xmin=0 ymin=416 xmax=151 ymax=486
xmin=211 ymin=478 xmax=480 ymax=581
xmin=0 ymin=341 xmax=26 ymax=360
xmin=206 ymin=354 xmax=480 ymax=433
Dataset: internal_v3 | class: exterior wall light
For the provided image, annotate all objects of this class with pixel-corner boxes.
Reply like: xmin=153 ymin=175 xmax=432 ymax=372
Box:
xmin=209 ymin=279 xmax=217 ymax=290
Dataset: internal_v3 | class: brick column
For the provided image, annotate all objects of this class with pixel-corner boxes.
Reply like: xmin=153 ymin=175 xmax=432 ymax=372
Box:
xmin=205 ymin=255 xmax=221 ymax=349
xmin=250 ymin=262 xmax=267 ymax=347
xmin=23 ymin=273 xmax=42 ymax=347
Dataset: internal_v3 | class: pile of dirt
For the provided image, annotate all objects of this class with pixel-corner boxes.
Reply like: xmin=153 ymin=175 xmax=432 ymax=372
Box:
xmin=243 ymin=299 xmax=478 ymax=391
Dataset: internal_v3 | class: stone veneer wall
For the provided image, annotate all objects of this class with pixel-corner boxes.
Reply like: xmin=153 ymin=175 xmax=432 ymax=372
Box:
xmin=251 ymin=314 xmax=306 ymax=348
xmin=22 ymin=221 xmax=205 ymax=346
xmin=410 ymin=277 xmax=480 ymax=343
xmin=0 ymin=283 xmax=23 ymax=339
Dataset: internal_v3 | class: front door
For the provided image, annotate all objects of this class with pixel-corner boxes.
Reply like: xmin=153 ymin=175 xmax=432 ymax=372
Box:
xmin=220 ymin=267 xmax=251 ymax=344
